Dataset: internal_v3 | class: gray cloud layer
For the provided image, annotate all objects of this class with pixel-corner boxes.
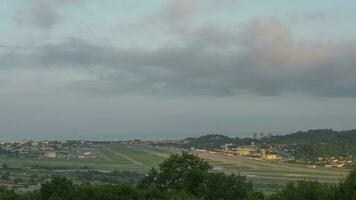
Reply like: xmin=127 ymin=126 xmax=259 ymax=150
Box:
xmin=1 ymin=0 xmax=356 ymax=138
xmin=2 ymin=19 xmax=356 ymax=97
xmin=14 ymin=0 xmax=84 ymax=29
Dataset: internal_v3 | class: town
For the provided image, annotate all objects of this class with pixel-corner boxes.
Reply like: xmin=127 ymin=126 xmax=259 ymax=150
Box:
xmin=192 ymin=143 xmax=353 ymax=169
xmin=0 ymin=140 xmax=98 ymax=160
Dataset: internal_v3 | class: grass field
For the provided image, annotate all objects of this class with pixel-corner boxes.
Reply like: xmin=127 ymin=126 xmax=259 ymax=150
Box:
xmin=196 ymin=152 xmax=350 ymax=192
xmin=0 ymin=144 xmax=350 ymax=192
xmin=0 ymin=144 xmax=172 ymax=173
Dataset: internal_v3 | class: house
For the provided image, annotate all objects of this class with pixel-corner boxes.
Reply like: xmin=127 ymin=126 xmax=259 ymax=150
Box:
xmin=44 ymin=152 xmax=56 ymax=158
xmin=194 ymin=149 xmax=208 ymax=153
xmin=236 ymin=147 xmax=254 ymax=156
xmin=31 ymin=141 xmax=39 ymax=147
xmin=265 ymin=154 xmax=278 ymax=160
xmin=307 ymin=165 xmax=317 ymax=169
xmin=325 ymin=164 xmax=344 ymax=168
xmin=78 ymin=151 xmax=95 ymax=159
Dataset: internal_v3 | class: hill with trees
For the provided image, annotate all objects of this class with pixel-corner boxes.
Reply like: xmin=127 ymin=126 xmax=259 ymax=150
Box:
xmin=178 ymin=134 xmax=253 ymax=150
xmin=176 ymin=129 xmax=356 ymax=160
xmin=265 ymin=129 xmax=356 ymax=145
xmin=265 ymin=129 xmax=356 ymax=160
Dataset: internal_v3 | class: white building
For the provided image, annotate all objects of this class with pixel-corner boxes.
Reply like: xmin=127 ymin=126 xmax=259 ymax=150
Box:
xmin=44 ymin=152 xmax=56 ymax=158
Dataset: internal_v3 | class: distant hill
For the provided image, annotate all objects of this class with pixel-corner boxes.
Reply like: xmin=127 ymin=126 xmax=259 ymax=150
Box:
xmin=264 ymin=129 xmax=356 ymax=159
xmin=265 ymin=129 xmax=356 ymax=144
xmin=178 ymin=134 xmax=253 ymax=150
xmin=178 ymin=129 xmax=356 ymax=159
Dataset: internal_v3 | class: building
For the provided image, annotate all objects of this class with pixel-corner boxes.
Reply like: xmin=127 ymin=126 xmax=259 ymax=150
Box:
xmin=83 ymin=151 xmax=93 ymax=156
xmin=78 ymin=151 xmax=95 ymax=159
xmin=265 ymin=154 xmax=277 ymax=160
xmin=194 ymin=149 xmax=208 ymax=153
xmin=44 ymin=152 xmax=56 ymax=158
xmin=236 ymin=147 xmax=254 ymax=156
xmin=261 ymin=149 xmax=277 ymax=160
xmin=307 ymin=165 xmax=317 ymax=169
xmin=42 ymin=141 xmax=49 ymax=146
xmin=260 ymin=149 xmax=266 ymax=159
xmin=325 ymin=164 xmax=344 ymax=168
xmin=19 ymin=140 xmax=27 ymax=145
xmin=31 ymin=141 xmax=39 ymax=147
xmin=224 ymin=143 xmax=233 ymax=151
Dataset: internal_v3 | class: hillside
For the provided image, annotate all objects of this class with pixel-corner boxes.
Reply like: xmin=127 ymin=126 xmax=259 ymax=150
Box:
xmin=264 ymin=129 xmax=356 ymax=159
xmin=178 ymin=134 xmax=253 ymax=150
xmin=178 ymin=129 xmax=356 ymax=159
xmin=265 ymin=129 xmax=356 ymax=144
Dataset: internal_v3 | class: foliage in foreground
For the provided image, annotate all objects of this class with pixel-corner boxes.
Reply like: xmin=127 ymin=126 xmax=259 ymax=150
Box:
xmin=0 ymin=152 xmax=355 ymax=200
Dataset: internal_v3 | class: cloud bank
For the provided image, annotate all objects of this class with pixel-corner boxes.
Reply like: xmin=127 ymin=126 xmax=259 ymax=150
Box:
xmin=1 ymin=18 xmax=356 ymax=97
xmin=1 ymin=0 xmax=356 ymax=138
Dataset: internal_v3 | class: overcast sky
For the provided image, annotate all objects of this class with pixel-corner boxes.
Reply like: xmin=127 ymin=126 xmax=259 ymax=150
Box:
xmin=0 ymin=0 xmax=356 ymax=140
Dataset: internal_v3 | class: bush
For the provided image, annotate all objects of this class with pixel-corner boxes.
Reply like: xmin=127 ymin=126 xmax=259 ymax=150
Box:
xmin=14 ymin=177 xmax=24 ymax=184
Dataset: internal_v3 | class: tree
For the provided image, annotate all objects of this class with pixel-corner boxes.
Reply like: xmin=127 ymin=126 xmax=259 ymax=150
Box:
xmin=335 ymin=169 xmax=356 ymax=200
xmin=1 ymin=171 xmax=10 ymax=181
xmin=139 ymin=152 xmax=262 ymax=199
xmin=269 ymin=180 xmax=334 ymax=200
xmin=140 ymin=152 xmax=211 ymax=190
xmin=1 ymin=163 xmax=8 ymax=170
xmin=14 ymin=177 xmax=24 ymax=184
xmin=202 ymin=172 xmax=263 ymax=200
xmin=0 ymin=186 xmax=20 ymax=200
xmin=39 ymin=176 xmax=74 ymax=200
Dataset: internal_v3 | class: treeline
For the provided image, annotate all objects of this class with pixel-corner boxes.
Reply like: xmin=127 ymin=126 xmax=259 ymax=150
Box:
xmin=0 ymin=152 xmax=356 ymax=200
xmin=73 ymin=170 xmax=143 ymax=184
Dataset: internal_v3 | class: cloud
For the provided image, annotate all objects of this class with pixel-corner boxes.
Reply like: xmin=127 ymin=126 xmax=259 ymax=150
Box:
xmin=13 ymin=0 xmax=84 ymax=29
xmin=164 ymin=0 xmax=202 ymax=20
xmin=1 ymin=19 xmax=356 ymax=97
xmin=15 ymin=2 xmax=59 ymax=29
xmin=0 ymin=44 xmax=13 ymax=49
xmin=287 ymin=11 xmax=330 ymax=24
xmin=146 ymin=0 xmax=239 ymax=29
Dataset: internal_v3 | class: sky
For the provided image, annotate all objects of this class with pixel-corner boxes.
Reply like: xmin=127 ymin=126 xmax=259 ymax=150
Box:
xmin=0 ymin=0 xmax=356 ymax=140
